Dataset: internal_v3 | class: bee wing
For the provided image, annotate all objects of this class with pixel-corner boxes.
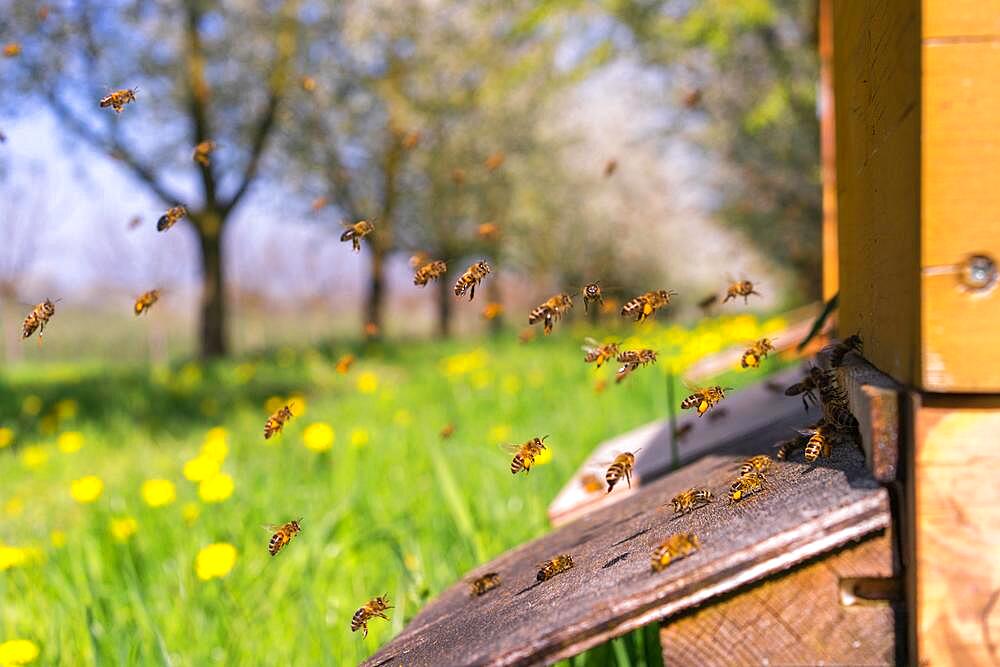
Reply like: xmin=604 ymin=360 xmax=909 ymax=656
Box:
xmin=498 ymin=443 xmax=523 ymax=454
xmin=262 ymin=524 xmax=283 ymax=532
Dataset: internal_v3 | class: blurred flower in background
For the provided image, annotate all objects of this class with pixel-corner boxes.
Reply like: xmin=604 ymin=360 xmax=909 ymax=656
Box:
xmin=356 ymin=371 xmax=379 ymax=395
xmin=0 ymin=544 xmax=40 ymax=572
xmin=0 ymin=427 xmax=13 ymax=449
xmin=49 ymin=531 xmax=66 ymax=549
xmin=54 ymin=399 xmax=78 ymax=421
xmin=350 ymin=428 xmax=370 ymax=449
xmin=195 ymin=543 xmax=237 ymax=581
xmin=20 ymin=445 xmax=50 ymax=470
xmin=302 ymin=422 xmax=335 ymax=452
xmin=181 ymin=502 xmax=201 ymax=525
xmin=110 ymin=517 xmax=138 ymax=543
xmin=141 ymin=479 xmax=176 ymax=508
xmin=70 ymin=476 xmax=103 ymax=504
xmin=200 ymin=428 xmax=229 ymax=462
xmin=0 ymin=638 xmax=40 ymax=665
xmin=183 ymin=455 xmax=220 ymax=482
xmin=56 ymin=431 xmax=84 ymax=454
xmin=198 ymin=472 xmax=234 ymax=503
xmin=21 ymin=395 xmax=42 ymax=417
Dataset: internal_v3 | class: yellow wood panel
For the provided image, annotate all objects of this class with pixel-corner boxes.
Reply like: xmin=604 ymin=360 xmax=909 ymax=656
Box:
xmin=915 ymin=407 xmax=1000 ymax=665
xmin=820 ymin=0 xmax=838 ymax=300
xmin=924 ymin=0 xmax=1000 ymax=39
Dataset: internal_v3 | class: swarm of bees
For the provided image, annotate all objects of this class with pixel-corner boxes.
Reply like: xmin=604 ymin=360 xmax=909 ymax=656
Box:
xmin=536 ymin=554 xmax=574 ymax=582
xmin=621 ymin=289 xmax=676 ymax=323
xmin=453 ymin=260 xmax=491 ymax=301
xmin=21 ymin=299 xmax=59 ymax=341
xmin=351 ymin=595 xmax=392 ymax=638
xmin=134 ymin=290 xmax=160 ymax=316
xmin=528 ymin=293 xmax=573 ymax=335
xmin=99 ymin=87 xmax=138 ymax=113
xmin=505 ymin=436 xmax=548 ymax=475
xmin=741 ymin=338 xmax=775 ymax=369
xmin=582 ymin=338 xmax=619 ymax=369
xmin=413 ymin=260 xmax=447 ymax=287
xmin=157 ymin=205 xmax=187 ymax=232
xmin=604 ymin=450 xmax=640 ymax=493
xmin=651 ymin=532 xmax=699 ymax=572
xmin=341 ymin=220 xmax=374 ymax=252
xmin=263 ymin=403 xmax=295 ymax=439
xmin=680 ymin=385 xmax=731 ymax=417
xmin=192 ymin=140 xmax=216 ymax=166
xmin=267 ymin=519 xmax=302 ymax=556
xmin=468 ymin=572 xmax=501 ymax=597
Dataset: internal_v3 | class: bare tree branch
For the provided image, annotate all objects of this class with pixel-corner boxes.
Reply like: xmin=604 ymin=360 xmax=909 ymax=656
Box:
xmin=182 ymin=0 xmax=218 ymax=209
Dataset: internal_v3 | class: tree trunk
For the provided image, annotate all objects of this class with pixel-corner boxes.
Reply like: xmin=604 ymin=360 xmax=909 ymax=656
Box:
xmin=196 ymin=215 xmax=228 ymax=358
xmin=435 ymin=273 xmax=452 ymax=338
xmin=364 ymin=244 xmax=386 ymax=337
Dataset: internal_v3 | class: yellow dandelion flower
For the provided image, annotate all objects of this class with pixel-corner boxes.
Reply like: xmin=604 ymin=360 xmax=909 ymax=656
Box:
xmin=393 ymin=410 xmax=412 ymax=427
xmin=183 ymin=455 xmax=220 ymax=482
xmin=288 ymin=394 xmax=307 ymax=416
xmin=0 ymin=545 xmax=40 ymax=571
xmin=110 ymin=517 xmax=138 ymax=543
xmin=488 ymin=424 xmax=512 ymax=445
xmin=441 ymin=348 xmax=488 ymax=377
xmin=0 ymin=638 xmax=40 ymax=665
xmin=20 ymin=446 xmax=50 ymax=470
xmin=350 ymin=428 xmax=370 ymax=449
xmin=70 ymin=475 xmax=103 ymax=504
xmin=54 ymin=398 xmax=78 ymax=421
xmin=265 ymin=395 xmax=285 ymax=414
xmin=0 ymin=427 xmax=13 ymax=449
xmin=195 ymin=543 xmax=237 ymax=581
xmin=57 ymin=431 xmax=84 ymax=454
xmin=181 ymin=502 xmax=201 ymax=525
xmin=302 ymin=422 xmax=335 ymax=452
xmin=198 ymin=472 xmax=234 ymax=503
xmin=4 ymin=497 xmax=24 ymax=517
xmin=356 ymin=371 xmax=379 ymax=394
xmin=200 ymin=429 xmax=228 ymax=463
xmin=21 ymin=395 xmax=42 ymax=416
xmin=470 ymin=369 xmax=492 ymax=390
xmin=141 ymin=479 xmax=177 ymax=508
xmin=50 ymin=531 xmax=66 ymax=548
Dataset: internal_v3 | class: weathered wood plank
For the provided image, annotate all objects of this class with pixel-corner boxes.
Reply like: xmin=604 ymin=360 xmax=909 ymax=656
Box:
xmin=837 ymin=352 xmax=903 ymax=482
xmin=364 ymin=445 xmax=890 ymax=667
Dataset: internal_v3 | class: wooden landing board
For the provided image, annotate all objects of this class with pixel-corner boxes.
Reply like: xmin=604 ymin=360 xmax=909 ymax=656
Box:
xmin=548 ymin=365 xmax=820 ymax=526
xmin=363 ymin=446 xmax=890 ymax=667
xmin=838 ymin=352 xmax=904 ymax=483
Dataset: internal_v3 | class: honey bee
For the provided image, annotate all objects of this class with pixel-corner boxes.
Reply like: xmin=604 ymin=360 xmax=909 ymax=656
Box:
xmin=264 ymin=403 xmax=295 ymax=439
xmin=21 ymin=298 xmax=59 ymax=341
xmin=774 ymin=432 xmax=810 ymax=460
xmin=311 ymin=196 xmax=329 ymax=213
xmin=582 ymin=338 xmax=619 ymax=369
xmin=740 ymin=338 xmax=776 ymax=369
xmin=133 ymin=290 xmax=160 ymax=316
xmin=413 ymin=260 xmax=447 ymax=287
xmin=481 ymin=302 xmax=503 ymax=320
xmin=401 ymin=130 xmax=421 ymax=150
xmin=581 ymin=282 xmax=604 ymax=312
xmin=453 ymin=260 xmax=491 ymax=301
xmin=682 ymin=88 xmax=703 ymax=108
xmin=739 ymin=454 xmax=772 ymax=476
xmin=604 ymin=449 xmax=641 ymax=493
xmin=696 ymin=293 xmax=718 ymax=313
xmin=723 ymin=279 xmax=761 ymax=304
xmin=156 ymin=205 xmax=187 ymax=232
xmin=680 ymin=385 xmax=731 ymax=417
xmin=408 ymin=252 xmax=430 ymax=268
xmin=477 ymin=222 xmax=500 ymax=241
xmin=673 ymin=422 xmax=694 ymax=441
xmin=484 ymin=152 xmax=505 ymax=172
xmin=300 ymin=75 xmax=317 ymax=92
xmin=351 ymin=595 xmax=392 ymax=638
xmin=335 ymin=354 xmax=354 ymax=374
xmin=528 ymin=293 xmax=573 ymax=335
xmin=826 ymin=334 xmax=863 ymax=367
xmin=468 ymin=572 xmax=500 ymax=597
xmin=784 ymin=372 xmax=819 ymax=411
xmin=621 ymin=289 xmax=677 ymax=322
xmin=615 ymin=349 xmax=658 ymax=383
xmin=603 ymin=159 xmax=617 ymax=177
xmin=579 ymin=472 xmax=604 ymax=493
xmin=651 ymin=532 xmax=700 ymax=572
xmin=669 ymin=488 xmax=713 ymax=514
xmin=439 ymin=423 xmax=455 ymax=440
xmin=729 ymin=470 xmax=766 ymax=503
xmin=504 ymin=435 xmax=548 ymax=475
xmin=266 ymin=518 xmax=302 ymax=556
xmin=3 ymin=42 xmax=21 ymax=57
xmin=341 ymin=220 xmax=374 ymax=252
xmin=192 ymin=140 xmax=216 ymax=166
xmin=536 ymin=554 xmax=574 ymax=582
xmin=801 ymin=422 xmax=834 ymax=463
xmin=99 ymin=87 xmax=138 ymax=113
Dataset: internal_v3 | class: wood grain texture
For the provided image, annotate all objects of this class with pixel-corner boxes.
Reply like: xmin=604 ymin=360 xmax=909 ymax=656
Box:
xmin=924 ymin=0 xmax=1000 ymax=39
xmin=837 ymin=352 xmax=904 ymax=482
xmin=914 ymin=406 xmax=1000 ymax=666
xmin=820 ymin=0 xmax=839 ymax=300
xmin=364 ymin=446 xmax=889 ymax=667
xmin=832 ymin=0 xmax=922 ymax=387
xmin=660 ymin=531 xmax=900 ymax=666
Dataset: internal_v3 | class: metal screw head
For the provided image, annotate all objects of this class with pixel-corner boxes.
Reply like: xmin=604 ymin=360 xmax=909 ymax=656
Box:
xmin=960 ymin=255 xmax=998 ymax=292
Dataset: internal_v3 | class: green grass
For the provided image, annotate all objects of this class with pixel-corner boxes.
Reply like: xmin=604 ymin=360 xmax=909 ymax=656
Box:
xmin=0 ymin=315 xmax=786 ymax=666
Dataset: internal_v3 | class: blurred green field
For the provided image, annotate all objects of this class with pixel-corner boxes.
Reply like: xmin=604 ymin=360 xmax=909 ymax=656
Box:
xmin=0 ymin=314 xmax=787 ymax=666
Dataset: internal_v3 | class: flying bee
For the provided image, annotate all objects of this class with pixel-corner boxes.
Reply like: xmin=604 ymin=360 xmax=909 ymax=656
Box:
xmin=723 ymin=279 xmax=761 ymax=304
xmin=156 ymin=205 xmax=187 ymax=232
xmin=99 ymin=87 xmax=138 ymax=113
xmin=579 ymin=472 xmax=604 ymax=494
xmin=729 ymin=470 xmax=766 ymax=503
xmin=528 ymin=293 xmax=573 ymax=335
xmin=413 ymin=260 xmax=447 ymax=287
xmin=504 ymin=436 xmax=548 ymax=475
xmin=468 ymin=572 xmax=501 ymax=597
xmin=3 ymin=42 xmax=21 ymax=57
xmin=651 ymin=532 xmax=700 ymax=572
xmin=21 ymin=298 xmax=59 ymax=342
xmin=680 ymin=384 xmax=731 ymax=417
xmin=264 ymin=403 xmax=295 ymax=439
xmin=192 ymin=140 xmax=216 ymax=166
xmin=582 ymin=338 xmax=619 ymax=369
xmin=826 ymin=334 xmax=863 ymax=367
xmin=696 ymin=293 xmax=718 ymax=314
xmin=604 ymin=449 xmax=641 ymax=493
xmin=615 ymin=349 xmax=657 ymax=383
xmin=300 ymin=75 xmax=317 ymax=92
xmin=340 ymin=220 xmax=374 ymax=252
xmin=603 ymin=158 xmax=617 ymax=177
xmin=477 ymin=222 xmax=500 ymax=241
xmin=741 ymin=338 xmax=776 ymax=369
xmin=453 ymin=260 xmax=491 ymax=301
xmin=310 ymin=196 xmax=329 ymax=213
xmin=265 ymin=518 xmax=302 ymax=556
xmin=133 ymin=289 xmax=160 ymax=316
xmin=335 ymin=354 xmax=354 ymax=374
xmin=669 ymin=488 xmax=713 ymax=514
xmin=481 ymin=302 xmax=503 ymax=320
xmin=484 ymin=151 xmax=505 ymax=172
xmin=536 ymin=554 xmax=574 ymax=582
xmin=784 ymin=372 xmax=819 ymax=411
xmin=581 ymin=282 xmax=605 ymax=312
xmin=739 ymin=454 xmax=772 ymax=476
xmin=439 ymin=423 xmax=455 ymax=440
xmin=621 ymin=289 xmax=677 ymax=322
xmin=351 ymin=595 xmax=392 ymax=638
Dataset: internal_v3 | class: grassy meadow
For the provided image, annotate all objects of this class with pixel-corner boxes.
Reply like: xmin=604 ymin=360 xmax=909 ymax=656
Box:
xmin=0 ymin=313 xmax=788 ymax=666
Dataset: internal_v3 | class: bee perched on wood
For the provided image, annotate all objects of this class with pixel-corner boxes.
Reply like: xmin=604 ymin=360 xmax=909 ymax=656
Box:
xmin=99 ymin=87 xmax=138 ymax=113
xmin=468 ymin=572 xmax=500 ymax=597
xmin=266 ymin=518 xmax=302 ymax=556
xmin=621 ymin=289 xmax=677 ymax=322
xmin=21 ymin=298 xmax=59 ymax=341
xmin=528 ymin=293 xmax=573 ymax=335
xmin=741 ymin=338 xmax=776 ymax=369
xmin=775 ymin=433 xmax=809 ymax=461
xmin=826 ymin=334 xmax=863 ymax=368
xmin=264 ymin=403 xmax=295 ymax=439
xmin=341 ymin=220 xmax=374 ymax=252
xmin=133 ymin=289 xmax=160 ymax=316
xmin=582 ymin=338 xmax=619 ymax=369
xmin=669 ymin=488 xmax=713 ymax=515
xmin=413 ymin=260 xmax=447 ymax=287
xmin=651 ymin=532 xmax=700 ymax=572
xmin=604 ymin=449 xmax=641 ymax=493
xmin=351 ymin=595 xmax=392 ymax=638
xmin=536 ymin=554 xmax=574 ymax=582
xmin=729 ymin=470 xmax=766 ymax=503
xmin=723 ymin=279 xmax=761 ymax=304
xmin=157 ymin=205 xmax=187 ymax=232
xmin=680 ymin=385 xmax=731 ymax=417
xmin=192 ymin=140 xmax=216 ymax=166
xmin=504 ymin=436 xmax=548 ymax=475
xmin=739 ymin=454 xmax=772 ymax=476
xmin=615 ymin=349 xmax=657 ymax=383
xmin=453 ymin=260 xmax=491 ymax=301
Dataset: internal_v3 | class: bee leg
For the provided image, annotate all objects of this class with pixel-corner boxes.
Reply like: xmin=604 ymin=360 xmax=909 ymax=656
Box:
xmin=469 ymin=283 xmax=476 ymax=301
xmin=625 ymin=470 xmax=632 ymax=488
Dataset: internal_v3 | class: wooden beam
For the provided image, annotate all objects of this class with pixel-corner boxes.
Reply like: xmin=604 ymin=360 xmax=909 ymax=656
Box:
xmin=838 ymin=352 xmax=904 ymax=482
xmin=820 ymin=0 xmax=839 ymax=300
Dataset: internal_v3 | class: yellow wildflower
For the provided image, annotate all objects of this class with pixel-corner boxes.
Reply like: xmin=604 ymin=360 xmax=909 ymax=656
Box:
xmin=393 ymin=410 xmax=412 ymax=427
xmin=4 ymin=497 xmax=23 ymax=517
xmin=70 ymin=476 xmax=103 ymax=504
xmin=470 ymin=369 xmax=492 ymax=390
xmin=0 ymin=427 xmax=13 ymax=449
xmin=302 ymin=422 xmax=335 ymax=453
xmin=57 ymin=431 xmax=84 ymax=454
xmin=141 ymin=479 xmax=176 ymax=508
xmin=20 ymin=446 xmax=50 ymax=470
xmin=350 ymin=428 xmax=370 ymax=449
xmin=110 ymin=517 xmax=138 ymax=542
xmin=356 ymin=372 xmax=378 ymax=394
xmin=50 ymin=531 xmax=66 ymax=548
xmin=183 ymin=455 xmax=220 ymax=482
xmin=176 ymin=362 xmax=202 ymax=391
xmin=195 ymin=543 xmax=237 ymax=581
xmin=533 ymin=446 xmax=553 ymax=466
xmin=21 ymin=395 xmax=42 ymax=416
xmin=488 ymin=424 xmax=512 ymax=445
xmin=288 ymin=394 xmax=307 ymax=416
xmin=0 ymin=545 xmax=35 ymax=571
xmin=200 ymin=428 xmax=228 ymax=462
xmin=0 ymin=639 xmax=40 ymax=665
xmin=181 ymin=502 xmax=201 ymax=525
xmin=441 ymin=349 xmax=488 ymax=377
xmin=54 ymin=398 xmax=78 ymax=421
xmin=198 ymin=472 xmax=234 ymax=503
xmin=264 ymin=395 xmax=285 ymax=414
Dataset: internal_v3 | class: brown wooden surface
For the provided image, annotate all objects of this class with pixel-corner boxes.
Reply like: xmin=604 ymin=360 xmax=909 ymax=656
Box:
xmin=820 ymin=0 xmax=839 ymax=300
xmin=364 ymin=446 xmax=889 ymax=667
xmin=660 ymin=530 xmax=901 ymax=666
xmin=838 ymin=352 xmax=904 ymax=482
